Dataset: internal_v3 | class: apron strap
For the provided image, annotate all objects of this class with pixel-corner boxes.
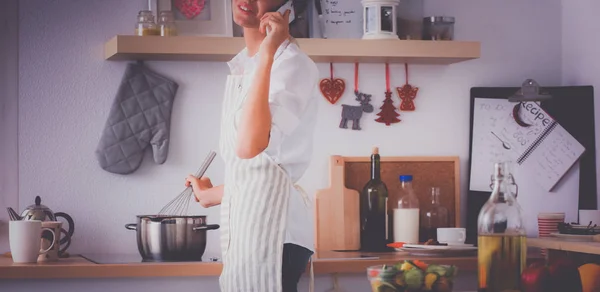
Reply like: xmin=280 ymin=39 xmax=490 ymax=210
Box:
xmin=309 ymin=256 xmax=315 ymax=292
xmin=293 ymin=184 xmax=312 ymax=208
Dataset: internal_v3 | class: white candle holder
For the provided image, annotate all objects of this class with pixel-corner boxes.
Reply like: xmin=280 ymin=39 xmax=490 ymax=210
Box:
xmin=362 ymin=0 xmax=400 ymax=40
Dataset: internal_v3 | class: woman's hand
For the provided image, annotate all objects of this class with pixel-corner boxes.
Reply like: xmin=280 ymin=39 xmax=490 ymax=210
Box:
xmin=259 ymin=9 xmax=291 ymax=57
xmin=185 ymin=175 xmax=214 ymax=207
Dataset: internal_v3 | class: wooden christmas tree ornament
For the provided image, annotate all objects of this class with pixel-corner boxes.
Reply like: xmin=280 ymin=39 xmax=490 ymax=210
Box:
xmin=375 ymin=63 xmax=401 ymax=126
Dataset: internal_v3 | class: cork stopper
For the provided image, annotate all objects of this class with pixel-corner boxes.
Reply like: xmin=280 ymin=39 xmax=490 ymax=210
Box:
xmin=372 ymin=147 xmax=379 ymax=155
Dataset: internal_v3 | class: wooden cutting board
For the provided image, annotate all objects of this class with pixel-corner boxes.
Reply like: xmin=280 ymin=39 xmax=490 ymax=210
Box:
xmin=315 ymin=155 xmax=360 ymax=251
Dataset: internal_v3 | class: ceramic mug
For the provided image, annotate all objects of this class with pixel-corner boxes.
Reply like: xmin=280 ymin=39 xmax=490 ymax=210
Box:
xmin=437 ymin=227 xmax=466 ymax=245
xmin=579 ymin=210 xmax=600 ymax=226
xmin=38 ymin=221 xmax=71 ymax=262
xmin=9 ymin=220 xmax=56 ymax=263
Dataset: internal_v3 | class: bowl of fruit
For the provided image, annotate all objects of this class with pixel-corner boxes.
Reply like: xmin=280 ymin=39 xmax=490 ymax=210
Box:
xmin=367 ymin=260 xmax=457 ymax=292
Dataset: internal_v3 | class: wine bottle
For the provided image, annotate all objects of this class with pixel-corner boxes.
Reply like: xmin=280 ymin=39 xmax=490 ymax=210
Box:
xmin=360 ymin=147 xmax=390 ymax=252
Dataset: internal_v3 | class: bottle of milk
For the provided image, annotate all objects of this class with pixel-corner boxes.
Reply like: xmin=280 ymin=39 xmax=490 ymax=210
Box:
xmin=394 ymin=175 xmax=420 ymax=244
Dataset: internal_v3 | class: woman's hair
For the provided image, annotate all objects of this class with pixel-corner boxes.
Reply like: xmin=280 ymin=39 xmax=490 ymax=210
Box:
xmin=291 ymin=0 xmax=309 ymax=15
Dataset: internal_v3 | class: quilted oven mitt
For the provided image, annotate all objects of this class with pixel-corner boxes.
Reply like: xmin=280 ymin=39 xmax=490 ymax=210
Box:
xmin=95 ymin=62 xmax=179 ymax=174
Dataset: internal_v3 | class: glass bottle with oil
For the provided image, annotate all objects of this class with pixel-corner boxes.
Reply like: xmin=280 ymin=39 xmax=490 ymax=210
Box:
xmin=477 ymin=162 xmax=526 ymax=292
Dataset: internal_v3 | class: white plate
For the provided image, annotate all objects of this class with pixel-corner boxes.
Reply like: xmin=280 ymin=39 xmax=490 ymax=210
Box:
xmin=398 ymin=246 xmax=477 ymax=257
xmin=402 ymin=243 xmax=476 ymax=250
xmin=549 ymin=233 xmax=595 ymax=242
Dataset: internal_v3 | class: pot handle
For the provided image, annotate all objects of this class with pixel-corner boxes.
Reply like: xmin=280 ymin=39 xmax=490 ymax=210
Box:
xmin=54 ymin=212 xmax=75 ymax=245
xmin=125 ymin=223 xmax=137 ymax=231
xmin=193 ymin=224 xmax=220 ymax=231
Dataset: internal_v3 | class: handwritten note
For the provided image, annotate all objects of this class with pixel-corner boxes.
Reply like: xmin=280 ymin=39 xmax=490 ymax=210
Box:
xmin=321 ymin=0 xmax=363 ymax=39
xmin=518 ymin=122 xmax=585 ymax=191
xmin=469 ymin=98 xmax=515 ymax=191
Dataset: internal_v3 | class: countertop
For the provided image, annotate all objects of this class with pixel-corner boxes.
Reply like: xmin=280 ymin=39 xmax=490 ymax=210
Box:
xmin=0 ymin=250 xmax=483 ymax=280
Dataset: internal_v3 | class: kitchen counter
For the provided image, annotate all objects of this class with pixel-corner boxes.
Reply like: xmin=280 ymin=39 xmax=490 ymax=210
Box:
xmin=0 ymin=250 xmax=479 ymax=280
xmin=0 ymin=250 xmax=543 ymax=280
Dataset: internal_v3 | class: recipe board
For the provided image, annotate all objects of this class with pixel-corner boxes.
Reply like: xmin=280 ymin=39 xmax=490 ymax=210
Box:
xmin=470 ymin=98 xmax=585 ymax=192
xmin=466 ymin=86 xmax=597 ymax=243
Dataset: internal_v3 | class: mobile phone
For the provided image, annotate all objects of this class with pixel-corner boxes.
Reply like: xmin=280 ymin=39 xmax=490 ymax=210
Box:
xmin=266 ymin=0 xmax=295 ymax=35
xmin=276 ymin=0 xmax=295 ymax=24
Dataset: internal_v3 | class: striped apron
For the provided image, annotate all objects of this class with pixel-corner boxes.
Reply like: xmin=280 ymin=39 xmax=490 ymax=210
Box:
xmin=218 ymin=73 xmax=313 ymax=292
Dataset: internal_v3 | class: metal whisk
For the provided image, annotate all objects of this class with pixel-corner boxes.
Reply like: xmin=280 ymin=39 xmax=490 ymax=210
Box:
xmin=158 ymin=150 xmax=217 ymax=216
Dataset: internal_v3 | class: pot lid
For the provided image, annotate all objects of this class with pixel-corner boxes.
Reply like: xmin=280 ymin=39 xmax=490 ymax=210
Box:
xmin=21 ymin=196 xmax=55 ymax=221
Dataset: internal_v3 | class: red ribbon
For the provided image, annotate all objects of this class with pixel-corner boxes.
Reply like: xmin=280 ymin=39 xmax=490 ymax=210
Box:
xmin=385 ymin=63 xmax=390 ymax=92
xmin=354 ymin=63 xmax=359 ymax=93
xmin=405 ymin=63 xmax=409 ymax=84
xmin=330 ymin=62 xmax=334 ymax=80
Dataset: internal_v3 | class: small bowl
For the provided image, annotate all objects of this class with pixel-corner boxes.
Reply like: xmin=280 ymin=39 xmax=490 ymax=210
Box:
xmin=367 ymin=262 xmax=457 ymax=292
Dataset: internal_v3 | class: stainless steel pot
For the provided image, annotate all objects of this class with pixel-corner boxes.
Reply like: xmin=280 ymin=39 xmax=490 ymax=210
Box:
xmin=125 ymin=215 xmax=219 ymax=262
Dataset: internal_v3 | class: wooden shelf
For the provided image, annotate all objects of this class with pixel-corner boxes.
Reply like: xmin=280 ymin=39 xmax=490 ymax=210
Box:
xmin=528 ymin=237 xmax=600 ymax=255
xmin=104 ymin=35 xmax=481 ymax=64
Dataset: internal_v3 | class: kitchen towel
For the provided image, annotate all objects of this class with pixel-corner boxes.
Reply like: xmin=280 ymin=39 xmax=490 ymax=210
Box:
xmin=95 ymin=62 xmax=179 ymax=174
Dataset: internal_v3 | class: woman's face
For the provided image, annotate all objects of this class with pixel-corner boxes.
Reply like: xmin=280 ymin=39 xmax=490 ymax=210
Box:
xmin=232 ymin=0 xmax=285 ymax=28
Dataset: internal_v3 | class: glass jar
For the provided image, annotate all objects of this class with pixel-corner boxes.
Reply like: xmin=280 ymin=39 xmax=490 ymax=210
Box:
xmin=393 ymin=175 xmax=420 ymax=244
xmin=477 ymin=162 xmax=526 ymax=292
xmin=135 ymin=10 xmax=159 ymax=36
xmin=420 ymin=187 xmax=449 ymax=242
xmin=158 ymin=11 xmax=178 ymax=36
xmin=422 ymin=16 xmax=455 ymax=40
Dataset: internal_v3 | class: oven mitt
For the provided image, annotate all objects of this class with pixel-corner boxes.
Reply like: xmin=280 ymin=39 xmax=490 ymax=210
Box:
xmin=95 ymin=62 xmax=179 ymax=175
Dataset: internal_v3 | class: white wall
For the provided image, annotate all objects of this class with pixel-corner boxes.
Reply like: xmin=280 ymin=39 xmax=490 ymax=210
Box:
xmin=0 ymin=0 xmax=19 ymax=253
xmin=561 ymin=0 xmax=600 ymax=206
xmin=3 ymin=0 xmax=565 ymax=291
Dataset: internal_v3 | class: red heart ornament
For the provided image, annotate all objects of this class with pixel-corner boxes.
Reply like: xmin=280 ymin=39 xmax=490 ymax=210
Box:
xmin=320 ymin=78 xmax=346 ymax=104
xmin=174 ymin=0 xmax=206 ymax=20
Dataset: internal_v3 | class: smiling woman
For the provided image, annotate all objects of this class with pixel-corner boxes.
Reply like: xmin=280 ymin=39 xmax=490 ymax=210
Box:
xmin=183 ymin=1 xmax=320 ymax=291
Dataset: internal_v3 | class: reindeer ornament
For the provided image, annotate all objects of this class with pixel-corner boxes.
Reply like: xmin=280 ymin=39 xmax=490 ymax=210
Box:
xmin=340 ymin=91 xmax=374 ymax=130
xmin=339 ymin=63 xmax=374 ymax=131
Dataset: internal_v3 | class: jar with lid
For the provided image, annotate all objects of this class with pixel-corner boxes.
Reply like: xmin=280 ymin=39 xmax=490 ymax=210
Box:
xmin=135 ymin=10 xmax=159 ymax=36
xmin=393 ymin=175 xmax=420 ymax=244
xmin=422 ymin=16 xmax=455 ymax=40
xmin=158 ymin=11 xmax=178 ymax=36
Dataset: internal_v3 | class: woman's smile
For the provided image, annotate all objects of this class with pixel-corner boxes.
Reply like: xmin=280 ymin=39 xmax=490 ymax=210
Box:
xmin=238 ymin=2 xmax=254 ymax=14
xmin=232 ymin=0 xmax=282 ymax=28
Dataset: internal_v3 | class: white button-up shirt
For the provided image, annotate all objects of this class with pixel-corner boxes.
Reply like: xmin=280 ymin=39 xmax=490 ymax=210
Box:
xmin=226 ymin=38 xmax=319 ymax=252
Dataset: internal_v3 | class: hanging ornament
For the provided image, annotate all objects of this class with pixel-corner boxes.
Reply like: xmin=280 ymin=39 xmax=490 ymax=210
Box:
xmin=340 ymin=63 xmax=374 ymax=130
xmin=174 ymin=0 xmax=206 ymax=20
xmin=320 ymin=63 xmax=346 ymax=104
xmin=396 ymin=63 xmax=419 ymax=111
xmin=375 ymin=63 xmax=401 ymax=126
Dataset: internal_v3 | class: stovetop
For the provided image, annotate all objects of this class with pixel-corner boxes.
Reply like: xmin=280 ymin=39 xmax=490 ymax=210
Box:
xmin=80 ymin=253 xmax=221 ymax=264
